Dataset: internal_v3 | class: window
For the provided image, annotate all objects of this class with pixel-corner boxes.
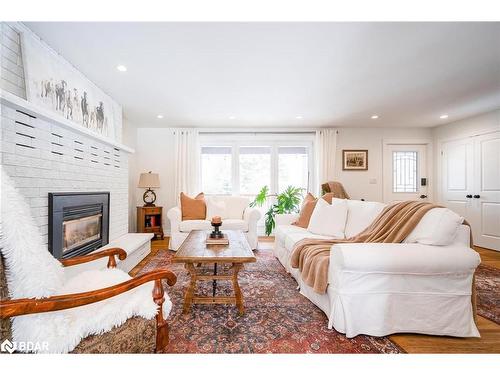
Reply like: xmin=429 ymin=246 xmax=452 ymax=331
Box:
xmin=393 ymin=151 xmax=418 ymax=193
xmin=201 ymin=146 xmax=232 ymax=195
xmin=239 ymin=147 xmax=271 ymax=195
xmin=278 ymin=146 xmax=309 ymax=192
xmin=200 ymin=136 xmax=313 ymax=198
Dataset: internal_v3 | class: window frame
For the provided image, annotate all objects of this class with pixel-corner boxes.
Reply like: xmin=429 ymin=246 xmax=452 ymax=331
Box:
xmin=392 ymin=150 xmax=419 ymax=193
xmin=199 ymin=133 xmax=315 ymax=197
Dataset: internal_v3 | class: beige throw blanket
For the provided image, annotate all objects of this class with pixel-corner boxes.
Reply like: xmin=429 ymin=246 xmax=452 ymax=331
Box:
xmin=321 ymin=181 xmax=350 ymax=199
xmin=290 ymin=201 xmax=440 ymax=294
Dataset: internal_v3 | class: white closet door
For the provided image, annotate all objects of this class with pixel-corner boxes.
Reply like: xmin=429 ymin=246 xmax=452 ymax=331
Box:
xmin=441 ymin=138 xmax=474 ymax=219
xmin=472 ymin=131 xmax=500 ymax=250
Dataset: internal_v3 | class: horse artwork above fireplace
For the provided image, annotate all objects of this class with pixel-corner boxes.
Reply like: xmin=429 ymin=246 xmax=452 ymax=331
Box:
xmin=48 ymin=192 xmax=110 ymax=259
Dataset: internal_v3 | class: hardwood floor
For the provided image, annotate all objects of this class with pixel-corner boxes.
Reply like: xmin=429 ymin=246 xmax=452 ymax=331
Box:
xmin=132 ymin=237 xmax=500 ymax=353
xmin=475 ymin=246 xmax=500 ymax=268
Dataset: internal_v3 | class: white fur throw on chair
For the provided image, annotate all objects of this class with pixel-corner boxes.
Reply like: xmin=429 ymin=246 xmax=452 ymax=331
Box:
xmin=0 ymin=168 xmax=172 ymax=353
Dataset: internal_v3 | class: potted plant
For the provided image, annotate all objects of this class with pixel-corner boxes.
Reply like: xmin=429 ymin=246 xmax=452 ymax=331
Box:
xmin=250 ymin=185 xmax=304 ymax=236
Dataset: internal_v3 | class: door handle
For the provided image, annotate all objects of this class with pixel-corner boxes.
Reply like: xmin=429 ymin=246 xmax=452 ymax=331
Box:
xmin=473 ymin=194 xmax=480 ymax=199
xmin=419 ymin=194 xmax=428 ymax=199
xmin=466 ymin=194 xmax=472 ymax=198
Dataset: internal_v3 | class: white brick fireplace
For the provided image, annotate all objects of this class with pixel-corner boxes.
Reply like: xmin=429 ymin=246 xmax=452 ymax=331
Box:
xmin=1 ymin=99 xmax=130 ymax=246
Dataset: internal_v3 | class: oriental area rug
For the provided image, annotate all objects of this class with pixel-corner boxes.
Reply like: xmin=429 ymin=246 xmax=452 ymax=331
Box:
xmin=137 ymin=248 xmax=402 ymax=354
xmin=474 ymin=264 xmax=500 ymax=325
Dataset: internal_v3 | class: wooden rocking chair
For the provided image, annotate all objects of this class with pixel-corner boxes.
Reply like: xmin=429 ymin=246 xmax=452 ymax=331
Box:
xmin=0 ymin=249 xmax=176 ymax=353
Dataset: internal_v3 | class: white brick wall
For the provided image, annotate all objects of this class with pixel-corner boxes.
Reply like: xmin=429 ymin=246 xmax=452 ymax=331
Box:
xmin=1 ymin=22 xmax=26 ymax=99
xmin=1 ymin=103 xmax=129 ymax=246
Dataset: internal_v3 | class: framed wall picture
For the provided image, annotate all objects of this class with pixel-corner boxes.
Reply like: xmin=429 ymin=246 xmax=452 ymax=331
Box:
xmin=21 ymin=29 xmax=122 ymax=141
xmin=342 ymin=150 xmax=368 ymax=170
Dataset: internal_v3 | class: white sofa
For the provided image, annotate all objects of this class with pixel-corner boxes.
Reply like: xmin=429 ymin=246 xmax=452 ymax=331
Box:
xmin=274 ymin=199 xmax=481 ymax=338
xmin=167 ymin=196 xmax=261 ymax=251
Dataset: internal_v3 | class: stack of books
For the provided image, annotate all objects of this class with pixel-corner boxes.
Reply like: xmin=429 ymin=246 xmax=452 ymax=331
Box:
xmin=206 ymin=233 xmax=229 ymax=245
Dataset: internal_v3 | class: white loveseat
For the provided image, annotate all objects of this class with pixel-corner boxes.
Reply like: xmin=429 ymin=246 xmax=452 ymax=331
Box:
xmin=274 ymin=199 xmax=481 ymax=338
xmin=167 ymin=196 xmax=261 ymax=251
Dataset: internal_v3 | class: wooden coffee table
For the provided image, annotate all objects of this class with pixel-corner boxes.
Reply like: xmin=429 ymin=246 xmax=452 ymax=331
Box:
xmin=173 ymin=230 xmax=256 ymax=314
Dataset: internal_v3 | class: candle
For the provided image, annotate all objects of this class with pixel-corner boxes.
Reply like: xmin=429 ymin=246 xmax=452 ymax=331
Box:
xmin=211 ymin=216 xmax=222 ymax=224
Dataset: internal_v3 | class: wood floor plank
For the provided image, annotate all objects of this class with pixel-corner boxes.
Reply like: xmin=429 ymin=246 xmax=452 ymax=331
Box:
xmin=390 ymin=316 xmax=500 ymax=353
xmin=475 ymin=246 xmax=500 ymax=268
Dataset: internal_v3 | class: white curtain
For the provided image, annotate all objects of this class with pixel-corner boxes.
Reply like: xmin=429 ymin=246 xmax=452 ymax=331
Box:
xmin=173 ymin=128 xmax=200 ymax=202
xmin=315 ymin=128 xmax=337 ymax=195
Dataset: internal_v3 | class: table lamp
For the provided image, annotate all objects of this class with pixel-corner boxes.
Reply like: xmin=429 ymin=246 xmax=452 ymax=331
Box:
xmin=138 ymin=171 xmax=160 ymax=207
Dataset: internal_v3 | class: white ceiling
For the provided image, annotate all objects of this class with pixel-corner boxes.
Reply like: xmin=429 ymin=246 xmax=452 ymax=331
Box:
xmin=24 ymin=22 xmax=500 ymax=128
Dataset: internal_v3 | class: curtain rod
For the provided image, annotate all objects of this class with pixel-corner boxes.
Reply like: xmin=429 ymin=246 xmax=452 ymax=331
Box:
xmin=199 ymin=131 xmax=317 ymax=135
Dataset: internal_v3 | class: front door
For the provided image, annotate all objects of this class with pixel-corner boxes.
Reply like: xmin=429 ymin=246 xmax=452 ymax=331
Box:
xmin=383 ymin=144 xmax=428 ymax=203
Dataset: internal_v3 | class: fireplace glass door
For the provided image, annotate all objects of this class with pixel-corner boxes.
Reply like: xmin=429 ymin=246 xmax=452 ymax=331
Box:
xmin=62 ymin=213 xmax=102 ymax=256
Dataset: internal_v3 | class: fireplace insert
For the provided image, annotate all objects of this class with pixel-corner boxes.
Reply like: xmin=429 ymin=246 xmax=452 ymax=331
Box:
xmin=48 ymin=192 xmax=110 ymax=259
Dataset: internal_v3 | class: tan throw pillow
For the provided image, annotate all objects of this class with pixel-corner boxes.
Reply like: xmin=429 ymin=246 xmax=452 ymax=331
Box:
xmin=180 ymin=192 xmax=206 ymax=220
xmin=292 ymin=193 xmax=318 ymax=228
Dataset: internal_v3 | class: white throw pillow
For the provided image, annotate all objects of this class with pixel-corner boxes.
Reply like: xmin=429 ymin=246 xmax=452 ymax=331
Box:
xmin=307 ymin=198 xmax=347 ymax=238
xmin=405 ymin=207 xmax=464 ymax=246
xmin=206 ymin=197 xmax=227 ymax=220
xmin=342 ymin=199 xmax=386 ymax=238
xmin=222 ymin=196 xmax=249 ymax=219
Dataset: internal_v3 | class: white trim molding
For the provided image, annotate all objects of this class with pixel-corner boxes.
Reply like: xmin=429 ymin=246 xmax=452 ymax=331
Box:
xmin=1 ymin=89 xmax=134 ymax=153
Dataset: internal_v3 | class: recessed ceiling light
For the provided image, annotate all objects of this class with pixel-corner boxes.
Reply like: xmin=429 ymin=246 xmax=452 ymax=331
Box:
xmin=116 ymin=65 xmax=127 ymax=72
xmin=295 ymin=116 xmax=303 ymax=119
xmin=371 ymin=115 xmax=379 ymax=119
xmin=156 ymin=114 xmax=164 ymax=119
xmin=440 ymin=114 xmax=449 ymax=119
xmin=229 ymin=116 xmax=236 ymax=120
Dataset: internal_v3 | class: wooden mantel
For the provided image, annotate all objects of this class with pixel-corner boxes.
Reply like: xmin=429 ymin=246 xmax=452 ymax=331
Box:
xmin=0 ymin=89 xmax=135 ymax=154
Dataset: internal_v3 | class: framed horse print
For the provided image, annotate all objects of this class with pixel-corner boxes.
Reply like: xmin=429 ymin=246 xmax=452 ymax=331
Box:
xmin=20 ymin=28 xmax=121 ymax=141
xmin=342 ymin=150 xmax=368 ymax=170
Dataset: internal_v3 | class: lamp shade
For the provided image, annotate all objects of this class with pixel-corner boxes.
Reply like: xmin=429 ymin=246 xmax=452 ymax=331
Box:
xmin=138 ymin=172 xmax=160 ymax=188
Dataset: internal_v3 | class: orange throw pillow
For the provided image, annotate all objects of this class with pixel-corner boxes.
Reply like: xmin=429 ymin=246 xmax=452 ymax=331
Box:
xmin=180 ymin=192 xmax=206 ymax=220
xmin=292 ymin=193 xmax=318 ymax=228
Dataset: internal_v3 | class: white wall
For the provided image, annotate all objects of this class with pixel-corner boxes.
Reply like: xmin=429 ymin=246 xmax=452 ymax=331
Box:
xmin=334 ymin=127 xmax=433 ymax=202
xmin=432 ymin=109 xmax=500 ymax=201
xmin=122 ymin=118 xmax=138 ymax=231
xmin=128 ymin=128 xmax=176 ymax=233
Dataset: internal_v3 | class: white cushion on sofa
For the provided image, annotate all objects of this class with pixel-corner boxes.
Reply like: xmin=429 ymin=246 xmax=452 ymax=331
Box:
xmin=221 ymin=219 xmax=248 ymax=231
xmin=224 ymin=196 xmax=250 ymax=219
xmin=405 ymin=207 xmax=464 ymax=246
xmin=275 ymin=224 xmax=309 ymax=246
xmin=179 ymin=219 xmax=249 ymax=232
xmin=206 ymin=197 xmax=227 ymax=219
xmin=330 ymin=242 xmax=479 ymax=273
xmin=207 ymin=196 xmax=249 ymax=219
xmin=179 ymin=220 xmax=212 ymax=232
xmin=284 ymin=232 xmax=338 ymax=251
xmin=307 ymin=198 xmax=347 ymax=238
xmin=341 ymin=199 xmax=386 ymax=238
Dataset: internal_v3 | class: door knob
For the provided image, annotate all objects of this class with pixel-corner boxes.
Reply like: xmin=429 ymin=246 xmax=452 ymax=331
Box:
xmin=466 ymin=194 xmax=472 ymax=198
xmin=419 ymin=194 xmax=428 ymax=199
xmin=473 ymin=194 xmax=480 ymax=199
